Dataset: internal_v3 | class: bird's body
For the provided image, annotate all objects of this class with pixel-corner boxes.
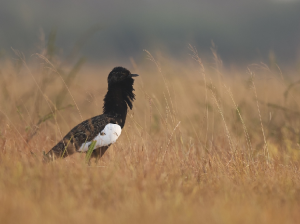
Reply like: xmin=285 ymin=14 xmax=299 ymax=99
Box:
xmin=44 ymin=67 xmax=138 ymax=162
xmin=78 ymin=123 xmax=121 ymax=152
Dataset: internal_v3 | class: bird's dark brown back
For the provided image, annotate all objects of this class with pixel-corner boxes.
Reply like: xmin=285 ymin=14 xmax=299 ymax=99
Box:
xmin=46 ymin=114 xmax=122 ymax=160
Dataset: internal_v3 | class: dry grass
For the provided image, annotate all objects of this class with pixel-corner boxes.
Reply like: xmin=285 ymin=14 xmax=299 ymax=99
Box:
xmin=0 ymin=48 xmax=300 ymax=224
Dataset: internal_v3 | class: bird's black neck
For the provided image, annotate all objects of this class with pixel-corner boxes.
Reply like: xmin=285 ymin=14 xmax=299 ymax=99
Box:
xmin=103 ymin=78 xmax=135 ymax=128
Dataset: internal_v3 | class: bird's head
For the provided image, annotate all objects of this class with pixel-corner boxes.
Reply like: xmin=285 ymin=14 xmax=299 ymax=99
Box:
xmin=107 ymin=67 xmax=138 ymax=85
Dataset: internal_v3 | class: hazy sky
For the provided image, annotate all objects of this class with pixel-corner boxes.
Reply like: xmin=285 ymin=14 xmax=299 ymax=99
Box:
xmin=1 ymin=0 xmax=300 ymax=65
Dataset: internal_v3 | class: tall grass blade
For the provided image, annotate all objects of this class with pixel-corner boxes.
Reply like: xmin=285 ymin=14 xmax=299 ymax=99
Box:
xmin=85 ymin=140 xmax=97 ymax=163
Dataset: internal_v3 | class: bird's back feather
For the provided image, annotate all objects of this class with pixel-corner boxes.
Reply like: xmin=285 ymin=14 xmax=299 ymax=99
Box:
xmin=46 ymin=114 xmax=122 ymax=159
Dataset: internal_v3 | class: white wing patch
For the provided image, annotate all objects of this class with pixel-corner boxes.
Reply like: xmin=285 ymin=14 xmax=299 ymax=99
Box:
xmin=78 ymin=123 xmax=122 ymax=152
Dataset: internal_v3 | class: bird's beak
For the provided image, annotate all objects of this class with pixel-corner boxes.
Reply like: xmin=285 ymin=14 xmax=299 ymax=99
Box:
xmin=130 ymin=74 xmax=139 ymax=77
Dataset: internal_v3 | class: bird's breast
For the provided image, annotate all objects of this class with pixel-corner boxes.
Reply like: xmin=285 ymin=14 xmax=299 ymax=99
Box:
xmin=78 ymin=123 xmax=122 ymax=152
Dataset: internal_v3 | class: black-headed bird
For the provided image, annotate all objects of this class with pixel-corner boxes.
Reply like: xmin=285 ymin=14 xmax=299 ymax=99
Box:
xmin=44 ymin=67 xmax=138 ymax=162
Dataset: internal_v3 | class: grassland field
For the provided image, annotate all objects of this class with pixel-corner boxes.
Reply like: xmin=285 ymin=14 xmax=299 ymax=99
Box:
xmin=0 ymin=46 xmax=300 ymax=224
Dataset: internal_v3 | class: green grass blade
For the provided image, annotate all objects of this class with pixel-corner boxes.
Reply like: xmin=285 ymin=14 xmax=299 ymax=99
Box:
xmin=85 ymin=140 xmax=97 ymax=163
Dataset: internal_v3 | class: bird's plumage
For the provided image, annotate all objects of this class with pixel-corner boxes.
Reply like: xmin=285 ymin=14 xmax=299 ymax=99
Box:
xmin=78 ymin=123 xmax=121 ymax=152
xmin=44 ymin=66 xmax=138 ymax=162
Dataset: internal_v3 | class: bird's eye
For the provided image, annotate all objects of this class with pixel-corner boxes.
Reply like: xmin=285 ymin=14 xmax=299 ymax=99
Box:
xmin=101 ymin=132 xmax=106 ymax=136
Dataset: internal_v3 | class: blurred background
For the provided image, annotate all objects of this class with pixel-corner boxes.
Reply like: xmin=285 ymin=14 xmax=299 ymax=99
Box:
xmin=0 ymin=0 xmax=300 ymax=68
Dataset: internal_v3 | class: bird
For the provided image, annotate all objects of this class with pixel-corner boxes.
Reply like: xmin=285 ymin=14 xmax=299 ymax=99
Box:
xmin=44 ymin=66 xmax=138 ymax=162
